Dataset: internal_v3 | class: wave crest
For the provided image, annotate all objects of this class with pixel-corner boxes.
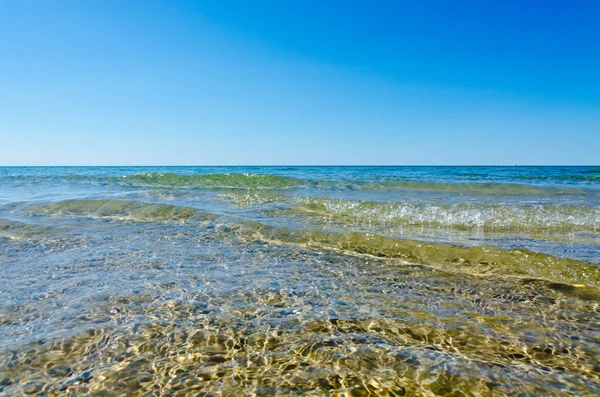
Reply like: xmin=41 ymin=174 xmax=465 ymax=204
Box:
xmin=293 ymin=198 xmax=600 ymax=231
xmin=18 ymin=199 xmax=600 ymax=288
xmin=241 ymin=223 xmax=600 ymax=289
xmin=118 ymin=173 xmax=304 ymax=189
xmin=28 ymin=199 xmax=210 ymax=222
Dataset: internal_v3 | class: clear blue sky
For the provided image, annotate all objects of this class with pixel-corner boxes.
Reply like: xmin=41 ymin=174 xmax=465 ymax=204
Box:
xmin=1 ymin=0 xmax=598 ymax=165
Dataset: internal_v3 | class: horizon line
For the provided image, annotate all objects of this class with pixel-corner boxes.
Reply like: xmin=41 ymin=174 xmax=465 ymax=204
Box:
xmin=1 ymin=164 xmax=599 ymax=167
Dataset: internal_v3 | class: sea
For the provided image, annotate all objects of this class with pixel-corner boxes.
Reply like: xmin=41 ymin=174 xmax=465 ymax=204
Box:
xmin=0 ymin=166 xmax=599 ymax=396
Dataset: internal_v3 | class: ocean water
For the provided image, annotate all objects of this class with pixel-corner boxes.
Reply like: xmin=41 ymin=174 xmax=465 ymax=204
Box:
xmin=0 ymin=166 xmax=599 ymax=396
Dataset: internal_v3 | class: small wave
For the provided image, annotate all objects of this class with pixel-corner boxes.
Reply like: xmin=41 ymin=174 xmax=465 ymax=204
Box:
xmin=3 ymin=172 xmax=597 ymax=195
xmin=218 ymin=190 xmax=289 ymax=207
xmin=516 ymin=175 xmax=600 ymax=182
xmin=292 ymin=198 xmax=600 ymax=231
xmin=10 ymin=199 xmax=600 ymax=288
xmin=0 ymin=218 xmax=53 ymax=240
xmin=238 ymin=223 xmax=600 ymax=289
xmin=117 ymin=173 xmax=304 ymax=189
xmin=28 ymin=199 xmax=213 ymax=222
xmin=108 ymin=172 xmax=598 ymax=194
xmin=365 ymin=181 xmax=594 ymax=194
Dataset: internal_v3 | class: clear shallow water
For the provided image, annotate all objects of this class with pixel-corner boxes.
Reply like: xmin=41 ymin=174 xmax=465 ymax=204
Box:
xmin=0 ymin=166 xmax=599 ymax=396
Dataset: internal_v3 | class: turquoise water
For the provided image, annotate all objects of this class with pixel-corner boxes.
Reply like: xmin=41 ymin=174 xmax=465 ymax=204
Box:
xmin=1 ymin=166 xmax=599 ymax=396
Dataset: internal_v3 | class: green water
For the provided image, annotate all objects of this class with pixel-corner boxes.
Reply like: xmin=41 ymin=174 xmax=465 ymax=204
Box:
xmin=0 ymin=166 xmax=599 ymax=396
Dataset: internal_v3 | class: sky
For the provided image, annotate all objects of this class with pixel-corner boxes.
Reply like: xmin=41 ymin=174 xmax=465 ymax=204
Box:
xmin=0 ymin=0 xmax=598 ymax=165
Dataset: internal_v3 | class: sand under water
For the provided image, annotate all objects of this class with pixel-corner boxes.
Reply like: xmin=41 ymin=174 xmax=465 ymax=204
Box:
xmin=0 ymin=166 xmax=599 ymax=396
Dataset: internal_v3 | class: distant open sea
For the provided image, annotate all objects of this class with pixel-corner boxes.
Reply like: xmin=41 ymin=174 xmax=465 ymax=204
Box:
xmin=1 ymin=166 xmax=599 ymax=395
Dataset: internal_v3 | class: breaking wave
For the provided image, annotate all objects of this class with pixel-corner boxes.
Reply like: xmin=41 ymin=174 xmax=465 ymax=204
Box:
xmin=293 ymin=197 xmax=600 ymax=231
xmin=15 ymin=198 xmax=600 ymax=288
